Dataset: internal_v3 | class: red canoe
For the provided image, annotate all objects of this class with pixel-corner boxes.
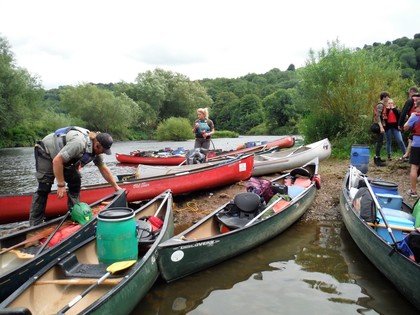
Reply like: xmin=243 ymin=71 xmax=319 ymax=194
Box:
xmin=115 ymin=153 xmax=185 ymax=165
xmin=0 ymin=154 xmax=254 ymax=224
xmin=115 ymin=136 xmax=295 ymax=165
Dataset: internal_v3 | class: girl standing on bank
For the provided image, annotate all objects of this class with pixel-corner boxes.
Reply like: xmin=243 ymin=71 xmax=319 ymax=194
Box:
xmin=192 ymin=107 xmax=215 ymax=150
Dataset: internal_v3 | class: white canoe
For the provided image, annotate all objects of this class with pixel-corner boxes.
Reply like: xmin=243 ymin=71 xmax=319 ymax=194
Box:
xmin=252 ymin=138 xmax=331 ymax=176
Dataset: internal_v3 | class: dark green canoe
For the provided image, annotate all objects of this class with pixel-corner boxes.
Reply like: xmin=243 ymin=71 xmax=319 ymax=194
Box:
xmin=339 ymin=166 xmax=420 ymax=311
xmin=157 ymin=159 xmax=320 ymax=282
xmin=0 ymin=189 xmax=127 ymax=303
xmin=0 ymin=190 xmax=174 ymax=314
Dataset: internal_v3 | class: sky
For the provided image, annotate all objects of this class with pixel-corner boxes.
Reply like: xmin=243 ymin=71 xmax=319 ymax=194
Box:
xmin=1 ymin=0 xmax=419 ymax=90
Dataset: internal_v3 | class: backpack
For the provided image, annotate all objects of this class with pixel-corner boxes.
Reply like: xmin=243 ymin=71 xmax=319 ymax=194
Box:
xmin=407 ymin=229 xmax=420 ymax=262
xmin=246 ymin=177 xmax=274 ymax=203
xmin=353 ymin=187 xmax=376 ymax=223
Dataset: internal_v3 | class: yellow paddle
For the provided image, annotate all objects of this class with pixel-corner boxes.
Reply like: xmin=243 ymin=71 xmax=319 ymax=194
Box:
xmin=57 ymin=260 xmax=136 ymax=314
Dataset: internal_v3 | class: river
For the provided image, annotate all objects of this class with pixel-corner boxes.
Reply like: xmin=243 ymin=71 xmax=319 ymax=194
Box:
xmin=0 ymin=136 xmax=418 ymax=314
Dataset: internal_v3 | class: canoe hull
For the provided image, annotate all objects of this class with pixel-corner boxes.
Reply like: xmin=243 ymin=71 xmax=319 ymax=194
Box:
xmin=157 ymin=160 xmax=318 ymax=282
xmin=0 ymin=154 xmax=254 ymax=224
xmin=252 ymin=138 xmax=331 ymax=176
xmin=0 ymin=191 xmax=174 ymax=314
xmin=115 ymin=153 xmax=185 ymax=165
xmin=115 ymin=136 xmax=295 ymax=165
xmin=0 ymin=190 xmax=127 ymax=303
xmin=339 ymin=168 xmax=420 ymax=311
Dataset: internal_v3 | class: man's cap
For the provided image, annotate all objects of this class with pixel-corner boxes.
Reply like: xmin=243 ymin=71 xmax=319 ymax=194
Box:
xmin=96 ymin=133 xmax=113 ymax=155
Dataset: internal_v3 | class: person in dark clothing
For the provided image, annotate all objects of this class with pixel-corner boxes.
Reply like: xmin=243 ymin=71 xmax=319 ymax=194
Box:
xmin=398 ymin=86 xmax=419 ymax=161
xmin=385 ymin=99 xmax=406 ymax=160
xmin=373 ymin=91 xmax=390 ymax=166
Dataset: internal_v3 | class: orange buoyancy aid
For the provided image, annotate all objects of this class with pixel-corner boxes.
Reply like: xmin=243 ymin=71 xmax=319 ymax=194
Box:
xmin=373 ymin=102 xmax=387 ymax=121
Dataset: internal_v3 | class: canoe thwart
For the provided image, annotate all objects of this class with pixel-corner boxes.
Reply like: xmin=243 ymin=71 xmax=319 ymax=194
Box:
xmin=367 ymin=222 xmax=415 ymax=233
xmin=34 ymin=278 xmax=122 ymax=286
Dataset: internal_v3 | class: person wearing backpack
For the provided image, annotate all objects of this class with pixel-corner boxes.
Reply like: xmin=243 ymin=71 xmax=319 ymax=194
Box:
xmin=373 ymin=91 xmax=390 ymax=166
xmin=29 ymin=127 xmax=122 ymax=226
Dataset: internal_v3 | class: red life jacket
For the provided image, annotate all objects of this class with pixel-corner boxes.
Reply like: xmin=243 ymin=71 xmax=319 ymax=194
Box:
xmin=387 ymin=109 xmax=397 ymax=123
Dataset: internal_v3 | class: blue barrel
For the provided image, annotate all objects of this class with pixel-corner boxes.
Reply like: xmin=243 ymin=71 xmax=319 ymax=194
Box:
xmin=96 ymin=207 xmax=138 ymax=264
xmin=371 ymin=180 xmax=399 ymax=195
xmin=351 ymin=145 xmax=370 ymax=174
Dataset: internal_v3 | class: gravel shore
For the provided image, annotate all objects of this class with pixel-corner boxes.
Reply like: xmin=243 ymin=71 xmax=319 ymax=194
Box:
xmin=172 ymin=158 xmax=413 ymax=228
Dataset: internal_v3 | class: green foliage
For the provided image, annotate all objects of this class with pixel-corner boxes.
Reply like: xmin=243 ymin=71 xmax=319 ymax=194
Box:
xmin=155 ymin=117 xmax=193 ymax=141
xmin=0 ymin=36 xmax=44 ymax=143
xmin=3 ymin=33 xmax=420 ymax=149
xmin=213 ymin=130 xmax=239 ymax=138
xmin=232 ymin=94 xmax=264 ymax=134
xmin=211 ymin=92 xmax=239 ymax=131
xmin=131 ymin=68 xmax=212 ymax=122
xmin=60 ymin=84 xmax=139 ymax=138
xmin=295 ymin=40 xmax=412 ymax=150
xmin=262 ymin=89 xmax=300 ymax=133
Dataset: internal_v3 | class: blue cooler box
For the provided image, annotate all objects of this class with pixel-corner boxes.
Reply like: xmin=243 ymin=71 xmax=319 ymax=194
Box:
xmin=376 ymin=193 xmax=403 ymax=210
xmin=376 ymin=208 xmax=414 ymax=243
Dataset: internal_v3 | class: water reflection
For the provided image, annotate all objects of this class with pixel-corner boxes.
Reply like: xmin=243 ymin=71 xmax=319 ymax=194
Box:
xmin=133 ymin=220 xmax=418 ymax=315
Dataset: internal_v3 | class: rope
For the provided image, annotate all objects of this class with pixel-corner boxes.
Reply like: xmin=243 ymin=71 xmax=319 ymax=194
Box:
xmin=174 ymin=201 xmax=200 ymax=213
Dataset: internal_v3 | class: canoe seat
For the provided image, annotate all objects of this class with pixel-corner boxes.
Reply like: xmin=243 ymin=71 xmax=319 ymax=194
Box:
xmin=216 ymin=193 xmax=263 ymax=229
xmin=58 ymin=254 xmax=117 ymax=278
xmin=290 ymin=167 xmax=312 ymax=179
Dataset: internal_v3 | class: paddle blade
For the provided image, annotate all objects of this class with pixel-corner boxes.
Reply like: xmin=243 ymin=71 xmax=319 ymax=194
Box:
xmin=106 ymin=260 xmax=136 ymax=274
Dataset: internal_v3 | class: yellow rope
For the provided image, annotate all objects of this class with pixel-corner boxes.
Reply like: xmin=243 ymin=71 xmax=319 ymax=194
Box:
xmin=174 ymin=201 xmax=200 ymax=213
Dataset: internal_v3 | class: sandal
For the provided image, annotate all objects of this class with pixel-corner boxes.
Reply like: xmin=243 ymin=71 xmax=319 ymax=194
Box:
xmin=397 ymin=157 xmax=409 ymax=162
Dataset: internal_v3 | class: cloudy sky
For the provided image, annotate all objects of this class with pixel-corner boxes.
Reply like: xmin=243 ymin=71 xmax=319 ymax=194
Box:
xmin=1 ymin=0 xmax=418 ymax=89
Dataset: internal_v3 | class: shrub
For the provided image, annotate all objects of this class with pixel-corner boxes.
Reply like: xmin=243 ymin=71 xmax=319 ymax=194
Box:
xmin=156 ymin=117 xmax=193 ymax=141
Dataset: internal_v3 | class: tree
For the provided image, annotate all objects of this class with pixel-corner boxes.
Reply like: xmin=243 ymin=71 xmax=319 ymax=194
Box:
xmin=295 ymin=40 xmax=412 ymax=149
xmin=60 ymin=84 xmax=140 ymax=138
xmin=262 ymin=89 xmax=298 ymax=133
xmin=132 ymin=68 xmax=212 ymax=122
xmin=233 ymin=94 xmax=264 ymax=134
xmin=287 ymin=64 xmax=295 ymax=71
xmin=0 ymin=36 xmax=44 ymax=146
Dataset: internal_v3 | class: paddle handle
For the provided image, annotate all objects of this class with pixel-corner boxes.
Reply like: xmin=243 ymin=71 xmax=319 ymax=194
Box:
xmin=57 ymin=272 xmax=111 ymax=314
xmin=154 ymin=191 xmax=170 ymax=217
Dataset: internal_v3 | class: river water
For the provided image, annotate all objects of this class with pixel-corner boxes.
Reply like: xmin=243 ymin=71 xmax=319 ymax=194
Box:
xmin=0 ymin=136 xmax=418 ymax=314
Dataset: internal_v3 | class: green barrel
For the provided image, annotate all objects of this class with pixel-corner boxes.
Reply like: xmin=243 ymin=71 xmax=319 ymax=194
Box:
xmin=96 ymin=207 xmax=138 ymax=264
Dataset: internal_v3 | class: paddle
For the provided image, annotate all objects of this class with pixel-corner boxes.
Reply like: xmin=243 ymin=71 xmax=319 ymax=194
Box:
xmin=0 ymin=225 xmax=62 ymax=255
xmin=57 ymin=260 xmax=136 ymax=314
xmin=36 ymin=211 xmax=71 ymax=256
xmin=362 ymin=176 xmax=399 ymax=247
